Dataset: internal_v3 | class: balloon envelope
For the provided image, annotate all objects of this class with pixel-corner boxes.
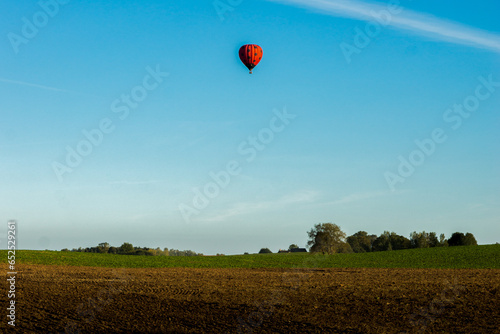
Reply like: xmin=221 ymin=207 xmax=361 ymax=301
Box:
xmin=239 ymin=44 xmax=263 ymax=74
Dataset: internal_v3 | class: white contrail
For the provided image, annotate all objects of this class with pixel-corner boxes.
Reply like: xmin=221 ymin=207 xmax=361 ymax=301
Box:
xmin=267 ymin=0 xmax=500 ymax=53
xmin=0 ymin=78 xmax=100 ymax=97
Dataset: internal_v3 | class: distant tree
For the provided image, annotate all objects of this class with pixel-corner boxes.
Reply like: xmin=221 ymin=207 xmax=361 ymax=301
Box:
xmin=427 ymin=232 xmax=440 ymax=248
xmin=125 ymin=246 xmax=154 ymax=256
xmin=288 ymin=244 xmax=299 ymax=251
xmin=244 ymin=252 xmax=249 ymax=255
xmin=347 ymin=231 xmax=372 ymax=253
xmin=133 ymin=249 xmax=146 ymax=256
xmin=97 ymin=242 xmax=110 ymax=253
xmin=464 ymin=233 xmax=478 ymax=246
xmin=134 ymin=246 xmax=151 ymax=251
xmin=144 ymin=249 xmax=155 ymax=256
xmin=118 ymin=242 xmax=134 ymax=254
xmin=337 ymin=242 xmax=353 ymax=253
xmin=168 ymin=249 xmax=203 ymax=256
xmin=369 ymin=231 xmax=410 ymax=252
xmin=439 ymin=233 xmax=448 ymax=247
xmin=368 ymin=234 xmax=378 ymax=249
xmin=259 ymin=248 xmax=272 ymax=254
xmin=163 ymin=248 xmax=170 ymax=256
xmin=169 ymin=249 xmax=179 ymax=256
xmin=372 ymin=232 xmax=391 ymax=252
xmin=184 ymin=250 xmax=196 ymax=256
xmin=152 ymin=247 xmax=168 ymax=256
xmin=448 ymin=232 xmax=466 ymax=246
xmin=61 ymin=248 xmax=70 ymax=252
xmin=310 ymin=231 xmax=326 ymax=253
xmin=389 ymin=232 xmax=411 ymax=250
xmin=410 ymin=231 xmax=431 ymax=248
xmin=307 ymin=223 xmax=348 ymax=254
xmin=108 ymin=246 xmax=118 ymax=254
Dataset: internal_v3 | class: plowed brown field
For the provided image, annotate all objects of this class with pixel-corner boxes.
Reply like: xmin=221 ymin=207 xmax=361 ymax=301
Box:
xmin=1 ymin=264 xmax=499 ymax=333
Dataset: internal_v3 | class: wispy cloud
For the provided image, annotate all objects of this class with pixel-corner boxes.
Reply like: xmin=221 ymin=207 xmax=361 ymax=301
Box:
xmin=199 ymin=190 xmax=396 ymax=222
xmin=109 ymin=180 xmax=167 ymax=186
xmin=0 ymin=140 xmax=60 ymax=148
xmin=327 ymin=190 xmax=388 ymax=206
xmin=268 ymin=0 xmax=500 ymax=53
xmin=0 ymin=78 xmax=99 ymax=97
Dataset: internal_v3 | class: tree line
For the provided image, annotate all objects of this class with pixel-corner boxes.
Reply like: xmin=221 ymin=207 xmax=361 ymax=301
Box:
xmin=305 ymin=223 xmax=478 ymax=254
xmin=61 ymin=242 xmax=203 ymax=256
xmin=61 ymin=224 xmax=479 ymax=256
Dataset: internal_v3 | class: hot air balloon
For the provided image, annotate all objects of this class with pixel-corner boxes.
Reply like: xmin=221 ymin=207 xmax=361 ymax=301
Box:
xmin=239 ymin=44 xmax=263 ymax=74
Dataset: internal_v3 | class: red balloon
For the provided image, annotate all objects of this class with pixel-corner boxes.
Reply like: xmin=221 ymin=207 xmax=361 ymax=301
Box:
xmin=239 ymin=44 xmax=263 ymax=74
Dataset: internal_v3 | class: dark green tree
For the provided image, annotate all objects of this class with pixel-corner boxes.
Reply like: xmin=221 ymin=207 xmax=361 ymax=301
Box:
xmin=464 ymin=233 xmax=478 ymax=246
xmin=372 ymin=232 xmax=391 ymax=252
xmin=168 ymin=249 xmax=203 ymax=256
xmin=389 ymin=232 xmax=411 ymax=250
xmin=428 ymin=232 xmax=439 ymax=247
xmin=259 ymin=248 xmax=272 ymax=254
xmin=97 ymin=242 xmax=110 ymax=253
xmin=448 ymin=232 xmax=466 ymax=246
xmin=438 ymin=233 xmax=448 ymax=247
xmin=336 ymin=242 xmax=353 ymax=253
xmin=118 ymin=242 xmax=134 ymax=254
xmin=307 ymin=223 xmax=349 ymax=254
xmin=346 ymin=231 xmax=372 ymax=253
xmin=410 ymin=231 xmax=430 ymax=248
xmin=310 ymin=231 xmax=328 ymax=253
xmin=288 ymin=244 xmax=299 ymax=251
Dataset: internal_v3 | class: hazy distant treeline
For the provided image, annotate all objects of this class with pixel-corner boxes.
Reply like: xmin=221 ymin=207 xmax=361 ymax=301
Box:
xmin=304 ymin=224 xmax=479 ymax=255
xmin=61 ymin=242 xmax=203 ymax=256
xmin=344 ymin=230 xmax=478 ymax=253
xmin=61 ymin=229 xmax=478 ymax=256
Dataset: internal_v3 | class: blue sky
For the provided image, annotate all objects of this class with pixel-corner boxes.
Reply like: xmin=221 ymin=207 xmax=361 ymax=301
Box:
xmin=1 ymin=0 xmax=499 ymax=254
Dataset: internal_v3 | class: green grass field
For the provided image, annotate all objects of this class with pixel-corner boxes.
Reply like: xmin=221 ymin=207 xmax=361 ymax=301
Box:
xmin=2 ymin=244 xmax=499 ymax=269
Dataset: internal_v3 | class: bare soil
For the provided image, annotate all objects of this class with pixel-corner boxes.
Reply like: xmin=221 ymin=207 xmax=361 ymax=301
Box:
xmin=1 ymin=264 xmax=499 ymax=333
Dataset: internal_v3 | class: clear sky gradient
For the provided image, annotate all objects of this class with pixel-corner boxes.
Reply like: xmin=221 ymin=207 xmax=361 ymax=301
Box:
xmin=1 ymin=0 xmax=499 ymax=254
